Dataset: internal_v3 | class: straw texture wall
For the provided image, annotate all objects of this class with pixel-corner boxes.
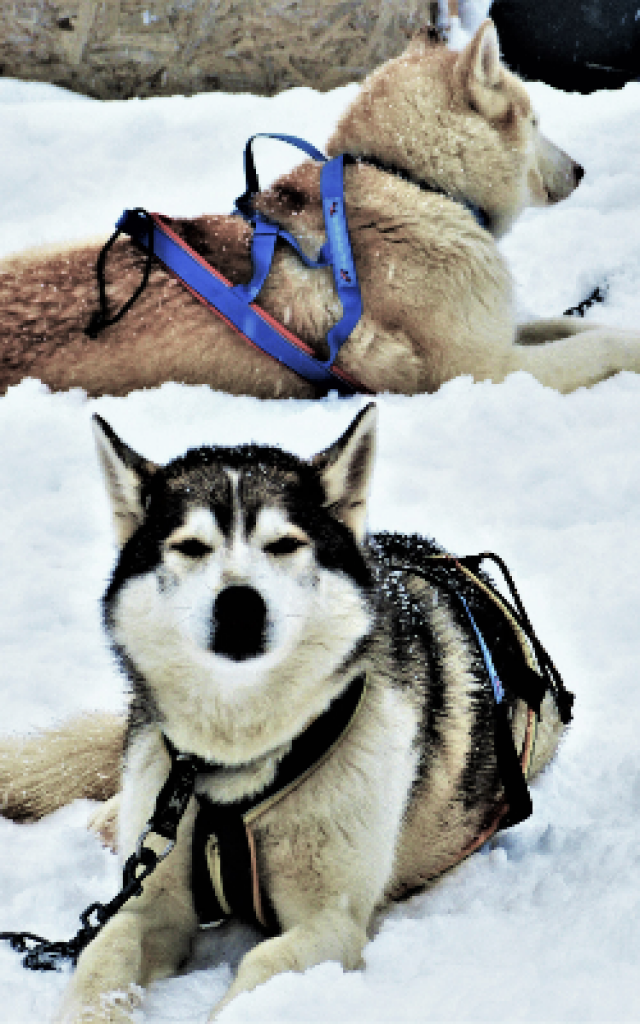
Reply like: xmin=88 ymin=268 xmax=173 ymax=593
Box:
xmin=1 ymin=0 xmax=434 ymax=99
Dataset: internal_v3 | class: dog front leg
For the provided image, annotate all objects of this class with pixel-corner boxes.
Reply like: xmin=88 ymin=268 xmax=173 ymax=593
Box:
xmin=55 ymin=904 xmax=196 ymax=1024
xmin=55 ymin=811 xmax=198 ymax=1024
xmin=209 ymin=908 xmax=367 ymax=1019
xmin=55 ymin=910 xmax=146 ymax=1024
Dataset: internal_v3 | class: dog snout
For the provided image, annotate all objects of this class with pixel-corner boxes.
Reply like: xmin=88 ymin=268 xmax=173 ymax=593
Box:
xmin=537 ymin=134 xmax=584 ymax=203
xmin=210 ymin=585 xmax=267 ymax=661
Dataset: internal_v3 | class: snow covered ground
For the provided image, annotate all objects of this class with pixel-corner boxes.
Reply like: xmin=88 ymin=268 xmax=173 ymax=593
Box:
xmin=1 ymin=53 xmax=640 ymax=1023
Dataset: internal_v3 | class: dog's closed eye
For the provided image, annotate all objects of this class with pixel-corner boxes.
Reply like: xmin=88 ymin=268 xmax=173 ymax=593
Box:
xmin=264 ymin=536 xmax=307 ymax=557
xmin=170 ymin=538 xmax=213 ymax=558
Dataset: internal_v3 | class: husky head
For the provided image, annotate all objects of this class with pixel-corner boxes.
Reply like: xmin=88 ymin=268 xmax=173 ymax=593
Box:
xmin=93 ymin=405 xmax=377 ymax=764
xmin=328 ymin=19 xmax=583 ymax=238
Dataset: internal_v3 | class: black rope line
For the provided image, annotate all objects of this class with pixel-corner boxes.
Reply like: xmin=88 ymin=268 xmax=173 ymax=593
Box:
xmin=387 ymin=553 xmax=574 ymax=726
xmin=564 ymin=282 xmax=608 ymax=318
xmin=458 ymin=553 xmax=574 ymax=725
xmin=85 ymin=208 xmax=155 ymax=339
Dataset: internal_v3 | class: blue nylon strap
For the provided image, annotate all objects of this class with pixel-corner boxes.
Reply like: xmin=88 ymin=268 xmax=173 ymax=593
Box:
xmin=117 ymin=209 xmax=358 ymax=395
xmin=234 ymin=133 xmax=332 ymax=306
xmin=231 ymin=220 xmax=278 ymax=303
xmin=321 ymin=155 xmax=363 ymax=368
xmin=458 ymin=594 xmax=505 ymax=704
xmin=237 ymin=133 xmax=327 ymax=211
xmin=114 ymin=134 xmax=364 ymax=391
xmin=235 ymin=133 xmax=327 ymax=221
xmin=234 ymin=136 xmax=363 ymax=369
xmin=238 ymin=210 xmax=331 ymax=313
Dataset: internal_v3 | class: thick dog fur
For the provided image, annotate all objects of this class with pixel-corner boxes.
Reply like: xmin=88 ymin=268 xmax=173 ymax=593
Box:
xmin=3 ymin=20 xmax=640 ymax=398
xmin=0 ymin=404 xmax=566 ymax=1022
xmin=0 ymin=713 xmax=122 ymax=822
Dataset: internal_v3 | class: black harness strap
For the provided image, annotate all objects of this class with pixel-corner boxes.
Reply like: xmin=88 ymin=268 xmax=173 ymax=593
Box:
xmin=192 ymin=799 xmax=278 ymax=932
xmin=171 ymin=670 xmax=368 ymax=932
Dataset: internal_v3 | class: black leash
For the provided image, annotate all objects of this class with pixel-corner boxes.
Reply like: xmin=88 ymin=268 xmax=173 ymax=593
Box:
xmin=0 ymin=751 xmax=198 ymax=971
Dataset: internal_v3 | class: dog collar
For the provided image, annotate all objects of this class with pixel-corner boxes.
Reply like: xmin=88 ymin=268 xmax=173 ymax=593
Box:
xmin=355 ymin=154 xmax=490 ymax=232
xmin=164 ymin=670 xmax=368 ymax=933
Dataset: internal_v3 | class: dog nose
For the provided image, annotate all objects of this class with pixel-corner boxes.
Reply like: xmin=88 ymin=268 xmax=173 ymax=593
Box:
xmin=210 ymin=585 xmax=267 ymax=660
xmin=574 ymin=163 xmax=585 ymax=185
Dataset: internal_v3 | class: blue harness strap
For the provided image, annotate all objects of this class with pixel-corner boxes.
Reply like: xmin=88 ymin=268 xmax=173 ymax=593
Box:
xmin=110 ymin=134 xmax=368 ymax=394
xmin=457 ymin=593 xmax=505 ymax=704
xmin=235 ymin=133 xmax=328 ymax=220
xmin=117 ymin=209 xmax=367 ymax=395
xmin=234 ymin=134 xmax=363 ymax=368
xmin=320 ymin=157 xmax=363 ymax=367
xmin=87 ymin=132 xmax=494 ymax=390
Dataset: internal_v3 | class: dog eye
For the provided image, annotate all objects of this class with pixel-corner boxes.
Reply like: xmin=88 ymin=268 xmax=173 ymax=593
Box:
xmin=170 ymin=538 xmax=212 ymax=558
xmin=264 ymin=536 xmax=307 ymax=556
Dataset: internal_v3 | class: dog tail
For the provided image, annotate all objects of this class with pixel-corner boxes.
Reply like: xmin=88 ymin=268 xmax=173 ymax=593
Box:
xmin=0 ymin=713 xmax=124 ymax=821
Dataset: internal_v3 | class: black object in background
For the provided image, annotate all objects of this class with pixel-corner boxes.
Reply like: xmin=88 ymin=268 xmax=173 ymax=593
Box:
xmin=490 ymin=0 xmax=640 ymax=92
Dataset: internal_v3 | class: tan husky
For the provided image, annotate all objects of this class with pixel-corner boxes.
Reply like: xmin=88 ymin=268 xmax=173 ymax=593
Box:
xmin=2 ymin=20 xmax=639 ymax=399
xmin=0 ymin=405 xmax=571 ymax=1021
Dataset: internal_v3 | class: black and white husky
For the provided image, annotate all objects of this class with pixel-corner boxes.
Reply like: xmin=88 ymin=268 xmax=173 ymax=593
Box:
xmin=0 ymin=404 xmax=568 ymax=1022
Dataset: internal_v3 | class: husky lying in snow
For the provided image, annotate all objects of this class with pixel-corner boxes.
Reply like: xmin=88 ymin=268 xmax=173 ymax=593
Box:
xmin=2 ymin=20 xmax=640 ymax=399
xmin=0 ymin=405 xmax=569 ymax=1022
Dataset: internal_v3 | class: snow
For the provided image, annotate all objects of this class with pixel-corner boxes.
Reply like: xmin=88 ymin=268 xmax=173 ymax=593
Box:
xmin=2 ymin=58 xmax=640 ymax=1023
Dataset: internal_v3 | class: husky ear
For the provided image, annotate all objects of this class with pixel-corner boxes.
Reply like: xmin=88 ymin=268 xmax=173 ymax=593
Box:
xmin=312 ymin=404 xmax=378 ymax=544
xmin=92 ymin=415 xmax=158 ymax=547
xmin=457 ymin=20 xmax=507 ymax=118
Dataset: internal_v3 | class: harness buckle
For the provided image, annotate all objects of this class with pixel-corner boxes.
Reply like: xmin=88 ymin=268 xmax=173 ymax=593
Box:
xmin=135 ymin=824 xmax=175 ymax=863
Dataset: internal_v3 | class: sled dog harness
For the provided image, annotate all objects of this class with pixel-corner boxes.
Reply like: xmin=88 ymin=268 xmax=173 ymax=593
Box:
xmin=84 ymin=134 xmax=490 ymax=395
xmin=405 ymin=551 xmax=573 ymax=844
xmin=85 ymin=135 xmax=370 ymax=396
xmin=0 ymin=553 xmax=573 ymax=971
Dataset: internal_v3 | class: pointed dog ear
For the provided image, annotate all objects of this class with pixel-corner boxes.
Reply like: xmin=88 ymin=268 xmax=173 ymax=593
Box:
xmin=312 ymin=403 xmax=378 ymax=544
xmin=456 ymin=20 xmax=507 ymax=119
xmin=92 ymin=415 xmax=158 ymax=548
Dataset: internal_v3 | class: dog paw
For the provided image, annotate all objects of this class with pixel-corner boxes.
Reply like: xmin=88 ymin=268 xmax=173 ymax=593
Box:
xmin=55 ymin=984 xmax=143 ymax=1024
xmin=88 ymin=794 xmax=121 ymax=853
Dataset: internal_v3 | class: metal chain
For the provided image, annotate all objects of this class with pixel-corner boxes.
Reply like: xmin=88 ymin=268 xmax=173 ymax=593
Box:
xmin=1 ymin=752 xmax=198 ymax=971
